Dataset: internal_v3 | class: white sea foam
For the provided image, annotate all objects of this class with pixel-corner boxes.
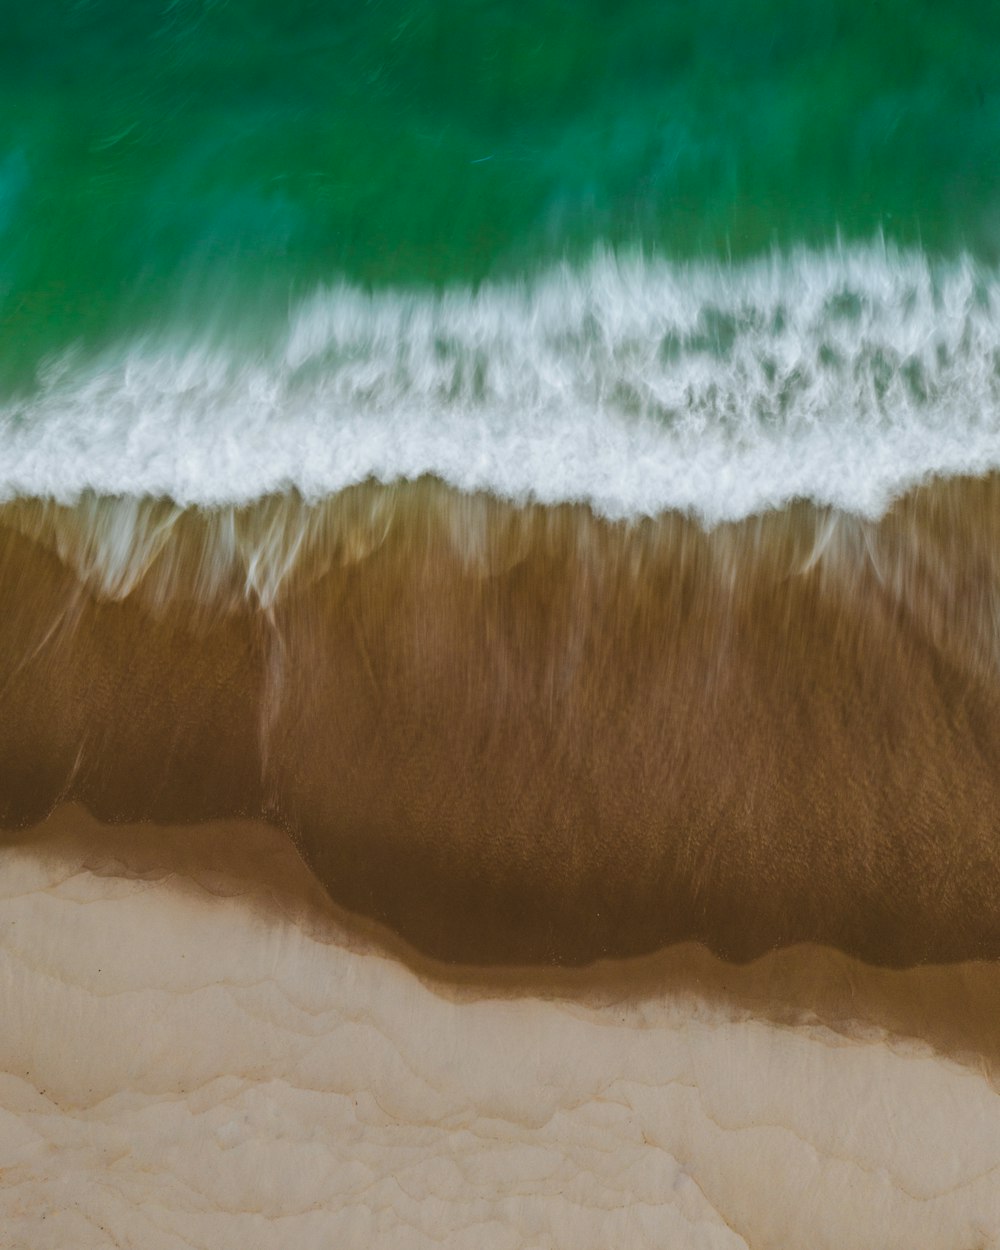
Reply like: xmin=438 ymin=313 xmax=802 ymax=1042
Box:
xmin=3 ymin=244 xmax=1000 ymax=523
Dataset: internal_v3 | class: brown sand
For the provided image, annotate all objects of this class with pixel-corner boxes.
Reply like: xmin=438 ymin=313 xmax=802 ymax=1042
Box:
xmin=4 ymin=475 xmax=1000 ymax=964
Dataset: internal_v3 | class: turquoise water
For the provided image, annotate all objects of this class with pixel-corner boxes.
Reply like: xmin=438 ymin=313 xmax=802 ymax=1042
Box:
xmin=4 ymin=0 xmax=1000 ymax=380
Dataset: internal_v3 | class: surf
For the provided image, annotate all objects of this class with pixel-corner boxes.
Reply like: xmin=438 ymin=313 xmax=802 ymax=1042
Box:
xmin=4 ymin=246 xmax=1000 ymax=522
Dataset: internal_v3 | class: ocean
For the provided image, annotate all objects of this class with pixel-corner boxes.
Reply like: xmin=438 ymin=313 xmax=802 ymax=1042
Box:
xmin=3 ymin=0 xmax=1000 ymax=962
xmin=2 ymin=2 xmax=1000 ymax=513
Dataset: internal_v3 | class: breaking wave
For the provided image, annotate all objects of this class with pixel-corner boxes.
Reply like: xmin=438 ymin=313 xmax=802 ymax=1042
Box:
xmin=5 ymin=245 xmax=1000 ymax=522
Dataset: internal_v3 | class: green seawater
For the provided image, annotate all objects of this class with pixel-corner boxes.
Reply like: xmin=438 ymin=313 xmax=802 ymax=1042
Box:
xmin=4 ymin=0 xmax=1000 ymax=379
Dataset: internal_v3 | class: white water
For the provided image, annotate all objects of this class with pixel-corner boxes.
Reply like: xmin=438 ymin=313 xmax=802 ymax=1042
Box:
xmin=3 ymin=244 xmax=1000 ymax=523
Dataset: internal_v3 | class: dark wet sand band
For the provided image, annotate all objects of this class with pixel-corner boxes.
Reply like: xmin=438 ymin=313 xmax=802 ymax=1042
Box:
xmin=3 ymin=474 xmax=1000 ymax=967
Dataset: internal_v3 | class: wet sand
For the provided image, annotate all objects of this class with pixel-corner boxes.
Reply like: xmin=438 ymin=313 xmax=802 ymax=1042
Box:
xmin=4 ymin=475 xmax=1000 ymax=964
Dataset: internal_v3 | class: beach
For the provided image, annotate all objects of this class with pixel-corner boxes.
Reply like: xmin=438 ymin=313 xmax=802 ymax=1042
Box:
xmin=6 ymin=2 xmax=1000 ymax=1237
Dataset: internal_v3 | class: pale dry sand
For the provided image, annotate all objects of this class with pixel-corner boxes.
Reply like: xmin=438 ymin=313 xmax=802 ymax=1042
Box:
xmin=2 ymin=807 xmax=999 ymax=1250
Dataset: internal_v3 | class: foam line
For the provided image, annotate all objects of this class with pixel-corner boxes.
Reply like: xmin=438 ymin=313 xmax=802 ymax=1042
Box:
xmin=3 ymin=245 xmax=1000 ymax=521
